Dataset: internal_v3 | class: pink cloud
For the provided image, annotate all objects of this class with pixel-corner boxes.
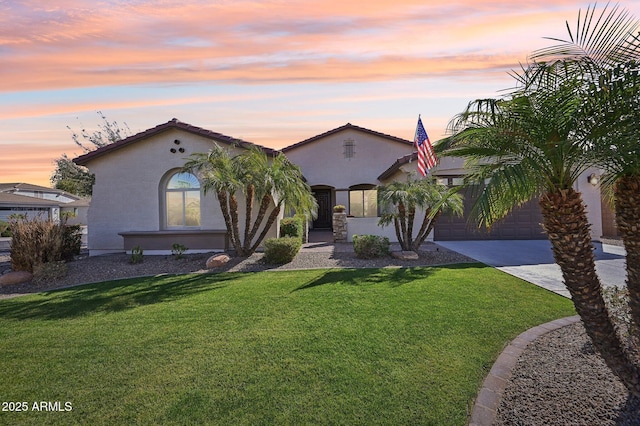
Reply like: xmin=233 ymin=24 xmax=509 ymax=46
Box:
xmin=4 ymin=0 xmax=624 ymax=92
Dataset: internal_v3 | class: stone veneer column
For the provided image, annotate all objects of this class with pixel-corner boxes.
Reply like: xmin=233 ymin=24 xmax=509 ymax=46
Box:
xmin=332 ymin=212 xmax=347 ymax=242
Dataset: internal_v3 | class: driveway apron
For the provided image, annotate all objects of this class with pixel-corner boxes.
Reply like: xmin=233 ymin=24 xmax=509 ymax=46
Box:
xmin=435 ymin=240 xmax=626 ymax=298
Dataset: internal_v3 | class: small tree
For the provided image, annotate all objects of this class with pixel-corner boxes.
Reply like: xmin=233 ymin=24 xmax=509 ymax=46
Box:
xmin=378 ymin=176 xmax=463 ymax=251
xmin=51 ymin=111 xmax=131 ymax=196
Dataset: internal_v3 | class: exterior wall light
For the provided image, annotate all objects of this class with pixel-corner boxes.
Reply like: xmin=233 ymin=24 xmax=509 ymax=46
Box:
xmin=588 ymin=173 xmax=599 ymax=186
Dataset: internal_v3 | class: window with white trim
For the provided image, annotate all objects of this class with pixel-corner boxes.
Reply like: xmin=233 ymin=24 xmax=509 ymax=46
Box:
xmin=165 ymin=172 xmax=201 ymax=227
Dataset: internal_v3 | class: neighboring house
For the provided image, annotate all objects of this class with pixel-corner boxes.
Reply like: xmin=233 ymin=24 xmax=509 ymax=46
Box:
xmin=73 ymin=119 xmax=280 ymax=256
xmin=74 ymin=119 xmax=615 ymax=255
xmin=0 ymin=183 xmax=91 ymax=223
xmin=0 ymin=192 xmax=62 ymax=222
xmin=0 ymin=183 xmax=90 ymax=246
xmin=61 ymin=198 xmax=91 ymax=226
xmin=0 ymin=182 xmax=79 ymax=204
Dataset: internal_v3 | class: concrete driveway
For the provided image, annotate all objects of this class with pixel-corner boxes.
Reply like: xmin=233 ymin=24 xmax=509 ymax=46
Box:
xmin=436 ymin=240 xmax=626 ymax=298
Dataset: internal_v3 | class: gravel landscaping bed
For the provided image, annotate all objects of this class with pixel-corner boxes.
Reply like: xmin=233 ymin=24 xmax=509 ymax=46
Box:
xmin=495 ymin=322 xmax=640 ymax=425
xmin=0 ymin=243 xmax=473 ymax=298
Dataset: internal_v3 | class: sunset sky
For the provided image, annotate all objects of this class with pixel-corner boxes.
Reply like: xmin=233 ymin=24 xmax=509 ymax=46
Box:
xmin=2 ymin=0 xmax=639 ymax=187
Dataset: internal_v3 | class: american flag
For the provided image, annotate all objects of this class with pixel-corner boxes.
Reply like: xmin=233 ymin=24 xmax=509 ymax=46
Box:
xmin=414 ymin=116 xmax=437 ymax=176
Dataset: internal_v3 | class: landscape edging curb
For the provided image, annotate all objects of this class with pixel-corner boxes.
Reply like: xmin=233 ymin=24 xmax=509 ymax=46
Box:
xmin=468 ymin=315 xmax=582 ymax=426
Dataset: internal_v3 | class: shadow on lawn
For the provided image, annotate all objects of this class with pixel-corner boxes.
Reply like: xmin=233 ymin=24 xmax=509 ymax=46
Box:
xmin=293 ymin=263 xmax=485 ymax=291
xmin=0 ymin=273 xmax=239 ymax=320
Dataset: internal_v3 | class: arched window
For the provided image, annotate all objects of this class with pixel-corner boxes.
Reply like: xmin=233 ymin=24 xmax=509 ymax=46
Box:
xmin=349 ymin=184 xmax=378 ymax=217
xmin=165 ymin=172 xmax=201 ymax=227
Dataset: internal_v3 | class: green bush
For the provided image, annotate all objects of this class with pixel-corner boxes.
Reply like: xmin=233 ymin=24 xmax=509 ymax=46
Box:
xmin=172 ymin=243 xmax=188 ymax=259
xmin=0 ymin=220 xmax=11 ymax=237
xmin=353 ymin=234 xmax=390 ymax=259
xmin=294 ymin=214 xmax=308 ymax=243
xmin=62 ymin=224 xmax=82 ymax=261
xmin=264 ymin=237 xmax=302 ymax=264
xmin=130 ymin=246 xmax=144 ymax=264
xmin=280 ymin=217 xmax=303 ymax=240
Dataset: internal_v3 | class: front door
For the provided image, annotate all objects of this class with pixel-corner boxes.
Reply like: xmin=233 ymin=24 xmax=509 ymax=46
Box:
xmin=312 ymin=189 xmax=332 ymax=229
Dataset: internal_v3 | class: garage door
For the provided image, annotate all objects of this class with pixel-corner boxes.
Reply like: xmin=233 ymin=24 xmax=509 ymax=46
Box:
xmin=434 ymin=187 xmax=546 ymax=241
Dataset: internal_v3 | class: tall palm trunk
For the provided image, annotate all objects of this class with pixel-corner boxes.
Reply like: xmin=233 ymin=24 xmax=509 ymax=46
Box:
xmin=244 ymin=184 xmax=255 ymax=251
xmin=392 ymin=217 xmax=404 ymax=249
xmin=614 ymin=174 xmax=640 ymax=333
xmin=245 ymin=194 xmax=272 ymax=252
xmin=228 ymin=194 xmax=245 ymax=256
xmin=411 ymin=209 xmax=441 ymax=252
xmin=540 ymin=188 xmax=640 ymax=396
xmin=398 ymin=201 xmax=410 ymax=251
xmin=217 ymin=191 xmax=243 ymax=254
xmin=249 ymin=205 xmax=281 ymax=254
xmin=406 ymin=205 xmax=416 ymax=250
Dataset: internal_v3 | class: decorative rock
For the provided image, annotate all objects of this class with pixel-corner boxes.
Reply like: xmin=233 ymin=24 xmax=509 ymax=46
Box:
xmin=391 ymin=251 xmax=419 ymax=260
xmin=206 ymin=254 xmax=231 ymax=269
xmin=0 ymin=271 xmax=33 ymax=286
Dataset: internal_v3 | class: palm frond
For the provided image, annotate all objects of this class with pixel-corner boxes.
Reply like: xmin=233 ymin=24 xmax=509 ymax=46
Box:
xmin=531 ymin=3 xmax=640 ymax=69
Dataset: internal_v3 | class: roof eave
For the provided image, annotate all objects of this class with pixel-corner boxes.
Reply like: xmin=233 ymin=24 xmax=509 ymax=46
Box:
xmin=73 ymin=119 xmax=279 ymax=166
xmin=281 ymin=123 xmax=413 ymax=153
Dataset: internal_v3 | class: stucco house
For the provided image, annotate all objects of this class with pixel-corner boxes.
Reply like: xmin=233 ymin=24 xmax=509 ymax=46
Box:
xmin=73 ymin=119 xmax=280 ymax=256
xmin=281 ymin=123 xmax=416 ymax=241
xmin=74 ymin=119 xmax=616 ymax=256
xmin=377 ymin=152 xmax=613 ymax=241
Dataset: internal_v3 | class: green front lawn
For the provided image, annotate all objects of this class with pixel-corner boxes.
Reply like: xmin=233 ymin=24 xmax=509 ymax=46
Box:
xmin=0 ymin=264 xmax=574 ymax=425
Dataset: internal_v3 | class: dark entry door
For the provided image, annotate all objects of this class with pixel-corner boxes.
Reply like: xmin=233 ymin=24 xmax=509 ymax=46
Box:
xmin=313 ymin=189 xmax=332 ymax=229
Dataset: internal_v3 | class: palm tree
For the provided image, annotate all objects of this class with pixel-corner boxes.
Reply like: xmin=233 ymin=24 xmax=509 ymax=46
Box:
xmin=585 ymin=63 xmax=640 ymax=336
xmin=529 ymin=3 xmax=640 ymax=338
xmin=183 ymin=144 xmax=316 ymax=256
xmin=378 ymin=176 xmax=463 ymax=251
xmin=183 ymin=144 xmax=244 ymax=254
xmin=442 ymin=63 xmax=640 ymax=396
xmin=241 ymin=147 xmax=317 ymax=254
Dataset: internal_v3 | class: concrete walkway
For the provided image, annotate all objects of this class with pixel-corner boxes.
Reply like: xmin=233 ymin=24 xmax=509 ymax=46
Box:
xmin=436 ymin=240 xmax=626 ymax=298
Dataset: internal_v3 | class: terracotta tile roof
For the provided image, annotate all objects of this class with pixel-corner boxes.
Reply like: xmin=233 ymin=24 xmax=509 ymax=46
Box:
xmin=73 ymin=118 xmax=279 ymax=166
xmin=281 ymin=123 xmax=413 ymax=153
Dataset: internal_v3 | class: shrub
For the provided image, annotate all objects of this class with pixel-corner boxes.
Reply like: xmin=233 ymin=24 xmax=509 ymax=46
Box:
xmin=353 ymin=234 xmax=390 ymax=259
xmin=280 ymin=216 xmax=304 ymax=240
xmin=0 ymin=220 xmax=11 ymax=237
xmin=8 ymin=216 xmax=82 ymax=272
xmin=172 ymin=243 xmax=188 ymax=259
xmin=294 ymin=213 xmax=308 ymax=243
xmin=130 ymin=246 xmax=144 ymax=264
xmin=264 ymin=237 xmax=302 ymax=264
xmin=62 ymin=224 xmax=82 ymax=261
xmin=33 ymin=261 xmax=68 ymax=284
xmin=9 ymin=216 xmax=66 ymax=272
